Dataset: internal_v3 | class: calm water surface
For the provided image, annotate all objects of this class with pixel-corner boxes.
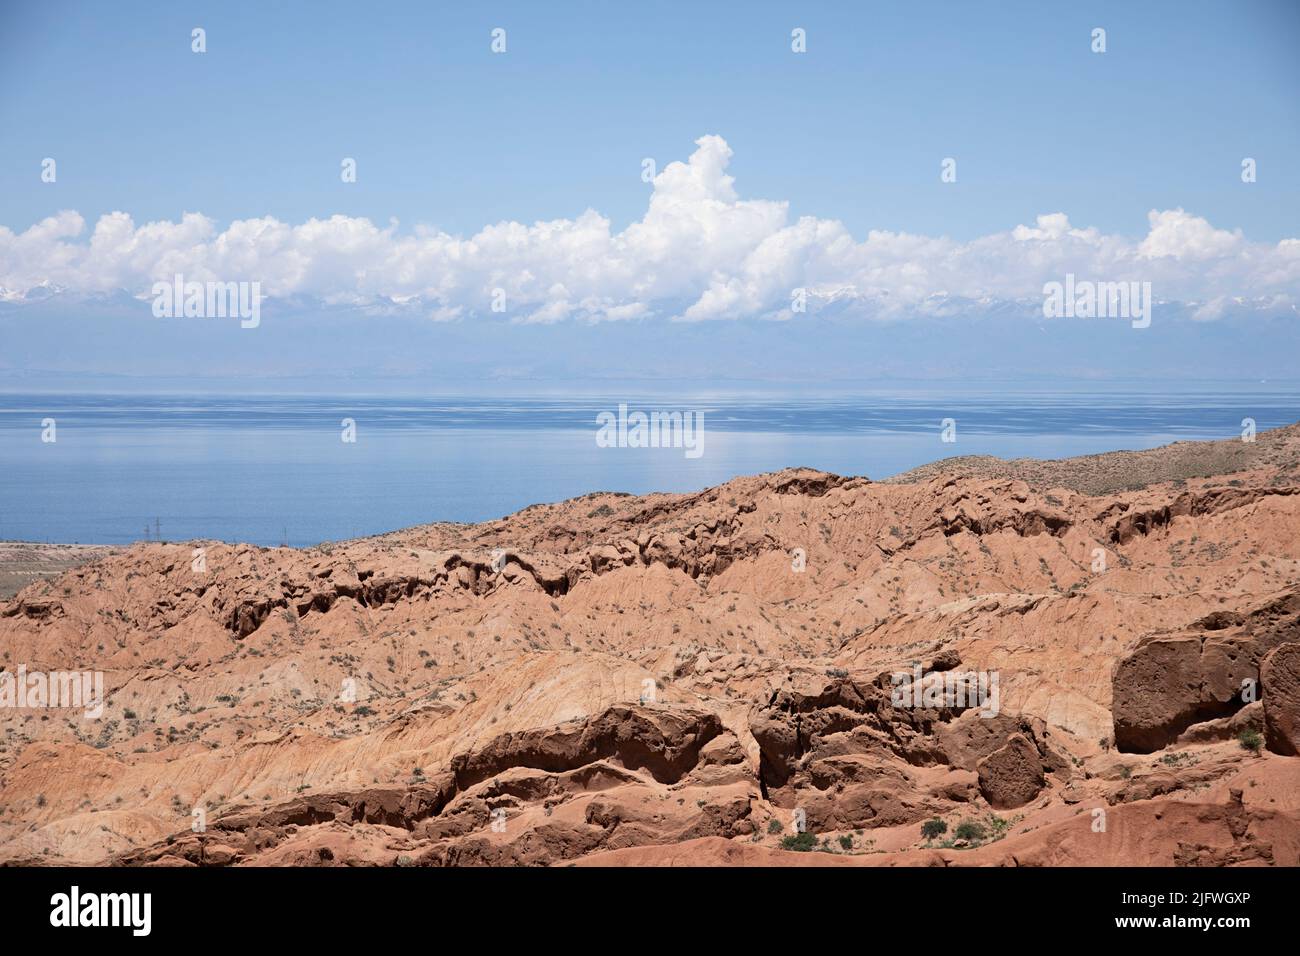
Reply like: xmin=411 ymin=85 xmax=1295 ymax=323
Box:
xmin=1 ymin=390 xmax=1296 ymax=546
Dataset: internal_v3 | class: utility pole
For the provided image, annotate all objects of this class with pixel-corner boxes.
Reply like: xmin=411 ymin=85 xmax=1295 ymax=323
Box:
xmin=154 ymin=517 xmax=161 ymax=542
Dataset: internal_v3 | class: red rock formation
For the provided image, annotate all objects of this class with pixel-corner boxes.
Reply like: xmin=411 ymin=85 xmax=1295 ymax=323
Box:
xmin=2 ymin=424 xmax=1299 ymax=866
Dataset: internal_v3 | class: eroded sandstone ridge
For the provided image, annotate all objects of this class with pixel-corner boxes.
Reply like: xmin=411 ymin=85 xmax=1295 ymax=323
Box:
xmin=2 ymin=424 xmax=1299 ymax=866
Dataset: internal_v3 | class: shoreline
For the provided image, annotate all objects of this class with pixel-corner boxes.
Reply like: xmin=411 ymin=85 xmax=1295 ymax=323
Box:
xmin=5 ymin=420 xmax=1297 ymax=598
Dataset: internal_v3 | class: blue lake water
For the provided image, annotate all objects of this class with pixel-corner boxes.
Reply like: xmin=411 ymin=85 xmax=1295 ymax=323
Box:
xmin=1 ymin=390 xmax=1297 ymax=546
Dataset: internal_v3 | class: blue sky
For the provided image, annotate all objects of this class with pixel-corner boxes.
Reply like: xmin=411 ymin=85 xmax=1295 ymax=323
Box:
xmin=2 ymin=0 xmax=1296 ymax=240
xmin=0 ymin=0 xmax=1297 ymax=390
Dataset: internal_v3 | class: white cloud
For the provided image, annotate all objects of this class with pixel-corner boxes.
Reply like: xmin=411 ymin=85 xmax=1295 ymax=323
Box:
xmin=1 ymin=135 xmax=1297 ymax=321
xmin=1012 ymin=213 xmax=1100 ymax=243
xmin=1138 ymin=208 xmax=1243 ymax=260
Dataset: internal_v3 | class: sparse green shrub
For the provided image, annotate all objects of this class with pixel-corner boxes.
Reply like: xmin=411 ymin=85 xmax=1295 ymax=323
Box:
xmin=920 ymin=818 xmax=947 ymax=841
xmin=985 ymin=814 xmax=1011 ymax=840
xmin=779 ymin=832 xmax=817 ymax=852
xmin=954 ymin=820 xmax=987 ymax=844
xmin=1239 ymin=729 xmax=1263 ymax=754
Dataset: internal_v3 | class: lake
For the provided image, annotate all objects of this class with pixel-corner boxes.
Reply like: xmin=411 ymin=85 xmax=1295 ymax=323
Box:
xmin=2 ymin=389 xmax=1296 ymax=546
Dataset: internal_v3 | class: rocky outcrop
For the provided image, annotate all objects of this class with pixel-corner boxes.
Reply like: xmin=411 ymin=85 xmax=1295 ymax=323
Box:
xmin=1262 ymin=643 xmax=1300 ymax=755
xmin=1112 ymin=588 xmax=1300 ymax=752
xmin=116 ymin=704 xmax=748 ymax=868
xmin=748 ymin=672 xmax=1070 ymax=829
xmin=1112 ymin=635 xmax=1241 ymax=752
xmin=1174 ymin=701 xmax=1263 ymax=745
xmin=976 ymin=734 xmax=1045 ymax=808
xmin=4 ymin=427 xmax=1300 ymax=867
xmin=450 ymin=706 xmax=726 ymax=789
xmin=1107 ymin=487 xmax=1299 ymax=545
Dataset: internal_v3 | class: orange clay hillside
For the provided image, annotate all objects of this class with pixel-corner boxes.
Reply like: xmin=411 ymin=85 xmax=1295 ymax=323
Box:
xmin=2 ymin=424 xmax=1299 ymax=866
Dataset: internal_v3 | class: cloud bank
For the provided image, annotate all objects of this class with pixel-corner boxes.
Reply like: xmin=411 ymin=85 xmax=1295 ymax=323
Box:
xmin=2 ymin=135 xmax=1297 ymax=323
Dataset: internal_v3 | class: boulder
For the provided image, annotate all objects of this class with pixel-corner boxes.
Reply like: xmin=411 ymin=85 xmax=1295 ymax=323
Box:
xmin=1261 ymin=642 xmax=1300 ymax=755
xmin=977 ymin=733 xmax=1045 ymax=809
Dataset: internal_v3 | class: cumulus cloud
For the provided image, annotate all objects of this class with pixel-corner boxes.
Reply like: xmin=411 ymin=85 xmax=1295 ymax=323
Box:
xmin=1 ymin=135 xmax=1297 ymax=321
xmin=1138 ymin=208 xmax=1243 ymax=260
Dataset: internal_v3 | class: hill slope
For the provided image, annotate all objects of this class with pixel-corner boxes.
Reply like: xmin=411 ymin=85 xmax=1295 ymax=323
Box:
xmin=2 ymin=425 xmax=1299 ymax=866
